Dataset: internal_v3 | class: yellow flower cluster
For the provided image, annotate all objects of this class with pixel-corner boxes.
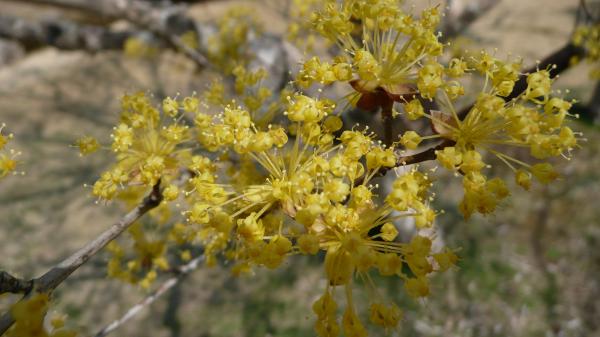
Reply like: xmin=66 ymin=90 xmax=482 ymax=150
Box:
xmin=0 ymin=123 xmax=20 ymax=179
xmin=573 ymin=24 xmax=600 ymax=78
xmin=88 ymin=87 xmax=457 ymax=335
xmin=82 ymin=1 xmax=579 ymax=335
xmin=106 ymin=223 xmax=170 ymax=290
xmin=403 ymin=51 xmax=579 ymax=218
xmin=286 ymin=0 xmax=333 ymax=51
xmin=90 ymin=92 xmax=191 ymax=201
xmin=299 ymin=1 xmax=443 ymax=110
xmin=207 ymin=7 xmax=263 ymax=73
xmin=6 ymin=293 xmax=76 ymax=337
xmin=231 ymin=66 xmax=276 ymax=117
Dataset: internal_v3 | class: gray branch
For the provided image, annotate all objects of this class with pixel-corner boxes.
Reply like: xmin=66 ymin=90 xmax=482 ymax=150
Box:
xmin=94 ymin=254 xmax=204 ymax=337
xmin=0 ymin=182 xmax=163 ymax=335
xmin=0 ymin=271 xmax=33 ymax=295
xmin=442 ymin=0 xmax=500 ymax=40
xmin=0 ymin=14 xmax=138 ymax=52
xmin=1 ymin=0 xmax=210 ymax=67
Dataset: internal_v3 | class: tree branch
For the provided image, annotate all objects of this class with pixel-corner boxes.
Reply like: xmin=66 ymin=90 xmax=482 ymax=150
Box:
xmin=0 ymin=271 xmax=33 ymax=295
xmin=93 ymin=254 xmax=204 ymax=337
xmin=442 ymin=0 xmax=501 ymax=40
xmin=0 ymin=14 xmax=139 ymax=52
xmin=2 ymin=0 xmax=210 ymax=67
xmin=0 ymin=182 xmax=163 ymax=335
xmin=394 ymin=139 xmax=456 ymax=166
xmin=580 ymin=0 xmax=600 ymax=22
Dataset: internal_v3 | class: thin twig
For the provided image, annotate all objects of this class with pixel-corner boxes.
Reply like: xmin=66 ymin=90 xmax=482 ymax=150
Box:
xmin=381 ymin=104 xmax=395 ymax=147
xmin=394 ymin=139 xmax=456 ymax=166
xmin=580 ymin=0 xmax=600 ymax=22
xmin=93 ymin=254 xmax=204 ymax=337
xmin=0 ymin=183 xmax=163 ymax=335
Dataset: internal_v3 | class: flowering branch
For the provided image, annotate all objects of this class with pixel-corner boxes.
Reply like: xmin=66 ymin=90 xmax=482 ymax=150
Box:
xmin=458 ymin=42 xmax=584 ymax=118
xmin=0 ymin=182 xmax=163 ymax=335
xmin=93 ymin=254 xmax=205 ymax=337
xmin=506 ymin=44 xmax=583 ymax=99
xmin=381 ymin=42 xmax=585 ymax=174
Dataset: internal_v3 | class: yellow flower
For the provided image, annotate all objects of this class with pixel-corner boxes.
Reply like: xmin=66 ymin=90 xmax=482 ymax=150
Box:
xmin=162 ymin=97 xmax=179 ymax=117
xmin=531 ymin=163 xmax=559 ymax=184
xmin=162 ymin=184 xmax=179 ymax=202
xmin=417 ymin=60 xmax=445 ymax=99
xmin=369 ymin=303 xmax=402 ymax=329
xmin=111 ymin=123 xmax=133 ymax=152
xmin=515 ymin=169 xmax=532 ymax=190
xmin=237 ymin=213 xmax=265 ymax=242
xmin=433 ymin=249 xmax=459 ymax=272
xmin=404 ymin=99 xmax=425 ymax=120
xmin=404 ymin=277 xmax=430 ymax=298
xmin=380 ymin=222 xmax=398 ymax=241
xmin=0 ymin=123 xmax=13 ymax=150
xmin=0 ymin=153 xmax=18 ymax=178
xmin=435 ymin=147 xmax=462 ymax=170
xmin=7 ymin=293 xmax=77 ymax=337
xmin=400 ymin=131 xmax=422 ymax=150
xmin=411 ymin=53 xmax=581 ymax=217
xmin=183 ymin=96 xmax=199 ymax=113
xmin=0 ymin=124 xmax=20 ymax=180
xmin=342 ymin=307 xmax=367 ymax=337
xmin=298 ymin=234 xmax=320 ymax=254
xmin=74 ymin=136 xmax=99 ymax=156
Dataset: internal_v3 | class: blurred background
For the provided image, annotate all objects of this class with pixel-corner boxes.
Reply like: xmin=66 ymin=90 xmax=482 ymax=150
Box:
xmin=0 ymin=0 xmax=599 ymax=336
